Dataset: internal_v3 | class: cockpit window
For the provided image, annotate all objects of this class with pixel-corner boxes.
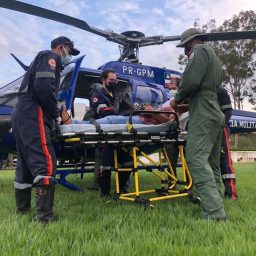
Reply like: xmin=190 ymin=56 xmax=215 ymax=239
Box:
xmin=134 ymin=85 xmax=164 ymax=106
xmin=0 ymin=76 xmax=24 ymax=107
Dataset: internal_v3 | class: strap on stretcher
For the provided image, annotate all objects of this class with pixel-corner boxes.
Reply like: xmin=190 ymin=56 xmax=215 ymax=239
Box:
xmin=89 ymin=118 xmax=103 ymax=133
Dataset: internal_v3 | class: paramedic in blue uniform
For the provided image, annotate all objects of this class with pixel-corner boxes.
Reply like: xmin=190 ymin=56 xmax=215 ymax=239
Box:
xmin=217 ymin=86 xmax=238 ymax=200
xmin=90 ymin=69 xmax=131 ymax=196
xmin=11 ymin=36 xmax=79 ymax=222
xmin=91 ymin=69 xmax=117 ymax=118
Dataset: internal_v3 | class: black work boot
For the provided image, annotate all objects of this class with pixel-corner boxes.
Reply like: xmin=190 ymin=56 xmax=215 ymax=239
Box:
xmin=15 ymin=188 xmax=32 ymax=214
xmin=224 ymin=179 xmax=238 ymax=201
xmin=35 ymin=186 xmax=55 ymax=223
xmin=97 ymin=170 xmax=111 ymax=197
xmin=119 ymin=172 xmax=131 ymax=194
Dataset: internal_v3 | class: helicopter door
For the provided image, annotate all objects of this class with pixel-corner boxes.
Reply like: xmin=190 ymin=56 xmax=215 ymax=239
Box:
xmin=60 ymin=56 xmax=85 ymax=111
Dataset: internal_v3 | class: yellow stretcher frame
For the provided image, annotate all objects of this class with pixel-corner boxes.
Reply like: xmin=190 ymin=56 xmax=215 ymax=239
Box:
xmin=113 ymin=143 xmax=193 ymax=208
xmin=61 ymin=110 xmax=199 ymax=207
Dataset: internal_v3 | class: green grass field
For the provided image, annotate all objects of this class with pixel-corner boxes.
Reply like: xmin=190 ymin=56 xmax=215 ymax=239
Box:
xmin=0 ymin=163 xmax=256 ymax=256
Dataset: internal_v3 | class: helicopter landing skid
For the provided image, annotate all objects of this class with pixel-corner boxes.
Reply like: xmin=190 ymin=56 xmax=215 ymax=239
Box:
xmin=56 ymin=166 xmax=94 ymax=191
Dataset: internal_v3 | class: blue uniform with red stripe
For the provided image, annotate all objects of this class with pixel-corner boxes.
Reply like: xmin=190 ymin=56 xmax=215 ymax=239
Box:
xmin=217 ymin=86 xmax=237 ymax=200
xmin=90 ymin=86 xmax=132 ymax=195
xmin=12 ymin=50 xmax=61 ymax=189
xmin=90 ymin=87 xmax=115 ymax=118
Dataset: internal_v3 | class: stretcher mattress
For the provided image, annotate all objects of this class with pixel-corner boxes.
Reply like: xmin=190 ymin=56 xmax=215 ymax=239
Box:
xmin=59 ymin=120 xmax=174 ymax=135
xmin=59 ymin=112 xmax=188 ymax=136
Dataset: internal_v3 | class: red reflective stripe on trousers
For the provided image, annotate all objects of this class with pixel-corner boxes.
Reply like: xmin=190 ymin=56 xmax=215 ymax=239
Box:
xmin=230 ymin=179 xmax=237 ymax=199
xmin=224 ymin=127 xmax=235 ymax=174
xmin=224 ymin=126 xmax=237 ymax=198
xmin=43 ymin=177 xmax=49 ymax=186
xmin=37 ymin=106 xmax=53 ymax=179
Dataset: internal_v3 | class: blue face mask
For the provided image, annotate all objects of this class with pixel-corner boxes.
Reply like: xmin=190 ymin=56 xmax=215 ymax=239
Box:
xmin=61 ymin=55 xmax=72 ymax=65
xmin=61 ymin=46 xmax=72 ymax=65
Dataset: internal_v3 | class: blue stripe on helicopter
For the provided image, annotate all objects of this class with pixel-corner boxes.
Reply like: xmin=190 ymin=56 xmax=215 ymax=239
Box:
xmin=229 ymin=113 xmax=256 ymax=133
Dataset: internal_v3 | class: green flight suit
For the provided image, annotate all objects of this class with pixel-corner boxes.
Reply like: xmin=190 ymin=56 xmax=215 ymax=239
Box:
xmin=175 ymin=44 xmax=226 ymax=219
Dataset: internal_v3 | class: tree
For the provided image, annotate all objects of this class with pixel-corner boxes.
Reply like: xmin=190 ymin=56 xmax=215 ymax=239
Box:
xmin=246 ymin=78 xmax=256 ymax=110
xmin=178 ymin=11 xmax=256 ymax=110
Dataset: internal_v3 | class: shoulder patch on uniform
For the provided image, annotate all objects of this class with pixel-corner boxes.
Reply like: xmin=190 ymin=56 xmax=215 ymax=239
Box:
xmin=93 ymin=97 xmax=98 ymax=103
xmin=189 ymin=52 xmax=194 ymax=60
xmin=48 ymin=58 xmax=56 ymax=69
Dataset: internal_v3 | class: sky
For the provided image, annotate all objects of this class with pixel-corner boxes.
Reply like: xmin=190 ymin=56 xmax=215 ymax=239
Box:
xmin=0 ymin=0 xmax=255 ymax=110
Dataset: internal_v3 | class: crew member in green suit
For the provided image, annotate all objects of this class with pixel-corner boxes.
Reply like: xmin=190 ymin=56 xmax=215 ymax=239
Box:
xmin=170 ymin=28 xmax=227 ymax=221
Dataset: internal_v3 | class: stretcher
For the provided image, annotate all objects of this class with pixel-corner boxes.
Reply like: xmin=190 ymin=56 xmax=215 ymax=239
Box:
xmin=56 ymin=111 xmax=197 ymax=207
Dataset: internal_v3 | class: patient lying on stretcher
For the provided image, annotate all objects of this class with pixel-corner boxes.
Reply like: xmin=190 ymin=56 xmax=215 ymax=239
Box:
xmin=60 ymin=99 xmax=187 ymax=126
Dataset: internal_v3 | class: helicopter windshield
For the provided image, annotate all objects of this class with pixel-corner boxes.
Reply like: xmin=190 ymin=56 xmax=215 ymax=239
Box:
xmin=0 ymin=70 xmax=69 ymax=108
xmin=0 ymin=76 xmax=24 ymax=107
xmin=133 ymin=82 xmax=165 ymax=108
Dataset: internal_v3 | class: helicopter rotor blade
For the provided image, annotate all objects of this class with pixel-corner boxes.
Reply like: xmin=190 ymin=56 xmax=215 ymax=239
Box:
xmin=1 ymin=1 xmax=255 ymax=57
xmin=139 ymin=31 xmax=256 ymax=47
xmin=139 ymin=35 xmax=181 ymax=47
xmin=0 ymin=0 xmax=128 ymax=46
xmin=0 ymin=1 xmax=90 ymax=31
xmin=202 ymin=31 xmax=256 ymax=41
xmin=90 ymin=27 xmax=127 ymax=46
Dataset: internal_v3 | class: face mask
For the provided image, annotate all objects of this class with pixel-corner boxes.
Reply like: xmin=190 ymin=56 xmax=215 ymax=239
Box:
xmin=61 ymin=55 xmax=72 ymax=65
xmin=106 ymin=82 xmax=116 ymax=92
xmin=184 ymin=44 xmax=192 ymax=56
xmin=169 ymin=90 xmax=177 ymax=98
xmin=61 ymin=46 xmax=72 ymax=65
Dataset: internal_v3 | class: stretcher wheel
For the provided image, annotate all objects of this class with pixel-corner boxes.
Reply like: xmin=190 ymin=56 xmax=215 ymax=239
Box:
xmin=143 ymin=202 xmax=154 ymax=210
xmin=134 ymin=197 xmax=154 ymax=209
xmin=113 ymin=193 xmax=119 ymax=200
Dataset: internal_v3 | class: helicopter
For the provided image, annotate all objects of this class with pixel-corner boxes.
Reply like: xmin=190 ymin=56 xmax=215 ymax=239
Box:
xmin=0 ymin=1 xmax=256 ymax=188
